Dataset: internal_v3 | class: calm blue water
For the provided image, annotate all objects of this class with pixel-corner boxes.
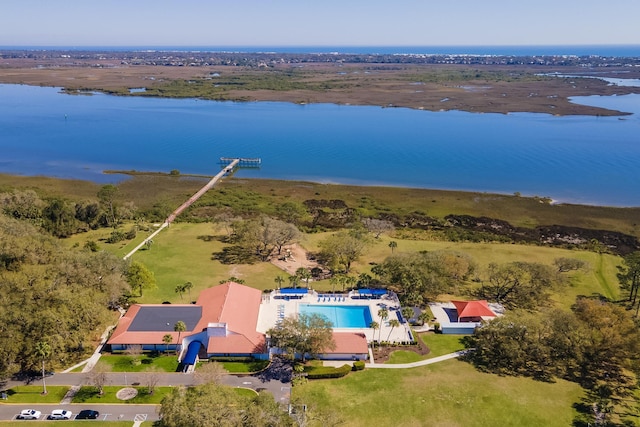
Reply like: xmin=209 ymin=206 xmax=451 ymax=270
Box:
xmin=299 ymin=304 xmax=373 ymax=328
xmin=1 ymin=84 xmax=639 ymax=207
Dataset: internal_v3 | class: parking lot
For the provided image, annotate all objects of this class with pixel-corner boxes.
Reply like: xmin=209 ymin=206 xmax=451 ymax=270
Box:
xmin=0 ymin=404 xmax=160 ymax=422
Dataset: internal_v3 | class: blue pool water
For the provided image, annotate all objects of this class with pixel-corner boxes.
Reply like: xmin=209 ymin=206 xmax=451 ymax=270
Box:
xmin=299 ymin=304 xmax=373 ymax=328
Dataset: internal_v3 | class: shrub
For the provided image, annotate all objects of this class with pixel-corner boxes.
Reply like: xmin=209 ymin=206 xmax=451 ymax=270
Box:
xmin=125 ymin=228 xmax=137 ymax=240
xmin=305 ymin=364 xmax=351 ymax=379
xmin=84 ymin=240 xmax=99 ymax=252
xmin=352 ymin=361 xmax=365 ymax=371
xmin=106 ymin=230 xmax=126 ymax=244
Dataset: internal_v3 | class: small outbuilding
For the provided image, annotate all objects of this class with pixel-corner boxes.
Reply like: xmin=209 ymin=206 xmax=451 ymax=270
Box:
xmin=429 ymin=300 xmax=499 ymax=335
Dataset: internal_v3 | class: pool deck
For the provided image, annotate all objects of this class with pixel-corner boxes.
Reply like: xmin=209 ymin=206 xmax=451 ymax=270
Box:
xmin=257 ymin=290 xmax=413 ymax=343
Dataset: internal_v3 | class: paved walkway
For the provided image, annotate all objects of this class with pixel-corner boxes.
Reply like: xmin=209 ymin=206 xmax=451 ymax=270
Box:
xmin=367 ymin=350 xmax=467 ymax=369
xmin=322 ymin=350 xmax=467 ymax=368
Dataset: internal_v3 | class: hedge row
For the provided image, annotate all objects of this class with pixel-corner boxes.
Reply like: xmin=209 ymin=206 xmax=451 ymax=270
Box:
xmin=305 ymin=364 xmax=352 ymax=379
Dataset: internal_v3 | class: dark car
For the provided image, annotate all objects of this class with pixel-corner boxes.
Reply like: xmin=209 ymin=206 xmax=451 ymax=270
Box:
xmin=75 ymin=410 xmax=99 ymax=420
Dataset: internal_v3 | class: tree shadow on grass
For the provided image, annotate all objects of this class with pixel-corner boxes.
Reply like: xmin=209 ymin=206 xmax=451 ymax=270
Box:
xmin=255 ymin=356 xmax=293 ymax=384
xmin=72 ymin=387 xmax=102 ymax=403
xmin=212 ymin=246 xmax=259 ymax=265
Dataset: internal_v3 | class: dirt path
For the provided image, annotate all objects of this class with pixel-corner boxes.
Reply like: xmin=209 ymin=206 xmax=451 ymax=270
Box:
xmin=269 ymin=244 xmax=320 ymax=276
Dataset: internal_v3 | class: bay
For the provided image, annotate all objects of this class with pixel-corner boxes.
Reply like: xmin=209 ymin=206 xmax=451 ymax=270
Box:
xmin=0 ymin=84 xmax=639 ymax=207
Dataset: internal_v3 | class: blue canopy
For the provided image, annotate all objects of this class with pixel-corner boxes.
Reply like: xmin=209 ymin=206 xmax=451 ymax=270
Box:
xmin=279 ymin=288 xmax=309 ymax=294
xmin=358 ymin=288 xmax=387 ymax=295
xmin=182 ymin=341 xmax=203 ymax=365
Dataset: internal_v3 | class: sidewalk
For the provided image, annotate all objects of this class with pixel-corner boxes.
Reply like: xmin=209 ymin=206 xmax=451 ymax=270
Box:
xmin=367 ymin=350 xmax=467 ymax=369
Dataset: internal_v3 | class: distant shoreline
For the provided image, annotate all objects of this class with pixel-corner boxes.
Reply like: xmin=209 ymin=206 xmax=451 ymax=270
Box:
xmin=1 ymin=48 xmax=639 ymax=116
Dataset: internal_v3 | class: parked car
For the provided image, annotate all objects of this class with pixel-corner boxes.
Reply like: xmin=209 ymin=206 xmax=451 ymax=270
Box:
xmin=48 ymin=409 xmax=72 ymax=420
xmin=75 ymin=409 xmax=100 ymax=420
xmin=17 ymin=409 xmax=41 ymax=419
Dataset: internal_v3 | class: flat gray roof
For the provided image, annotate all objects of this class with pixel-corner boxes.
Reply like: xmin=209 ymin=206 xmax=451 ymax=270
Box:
xmin=128 ymin=306 xmax=202 ymax=332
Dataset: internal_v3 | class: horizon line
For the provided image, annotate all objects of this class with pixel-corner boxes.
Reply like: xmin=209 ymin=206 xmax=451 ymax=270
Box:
xmin=2 ymin=43 xmax=640 ymax=47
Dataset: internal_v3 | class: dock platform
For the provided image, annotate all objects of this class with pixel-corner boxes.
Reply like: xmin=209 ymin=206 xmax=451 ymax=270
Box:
xmin=220 ymin=157 xmax=261 ymax=167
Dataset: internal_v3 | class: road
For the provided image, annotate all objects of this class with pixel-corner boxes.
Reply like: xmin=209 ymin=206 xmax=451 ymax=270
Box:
xmin=1 ymin=360 xmax=292 ymax=422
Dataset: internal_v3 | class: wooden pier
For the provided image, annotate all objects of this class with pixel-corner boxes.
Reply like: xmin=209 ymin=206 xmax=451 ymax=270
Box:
xmin=220 ymin=157 xmax=261 ymax=167
xmin=123 ymin=157 xmax=252 ymax=260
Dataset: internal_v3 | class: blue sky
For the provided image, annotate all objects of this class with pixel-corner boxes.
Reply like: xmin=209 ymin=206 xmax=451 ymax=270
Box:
xmin=2 ymin=0 xmax=639 ymax=47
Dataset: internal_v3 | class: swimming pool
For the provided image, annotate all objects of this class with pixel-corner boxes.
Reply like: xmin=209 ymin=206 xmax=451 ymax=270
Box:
xmin=299 ymin=304 xmax=373 ymax=328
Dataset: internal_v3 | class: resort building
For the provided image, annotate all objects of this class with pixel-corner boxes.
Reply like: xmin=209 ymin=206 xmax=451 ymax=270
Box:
xmin=108 ymin=282 xmax=267 ymax=361
xmin=107 ymin=282 xmax=413 ymax=365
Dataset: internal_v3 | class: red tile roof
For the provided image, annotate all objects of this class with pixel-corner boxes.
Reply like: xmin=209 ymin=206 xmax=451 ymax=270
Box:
xmin=452 ymin=300 xmax=496 ymax=320
xmin=329 ymin=332 xmax=369 ymax=354
xmin=108 ymin=282 xmax=265 ymax=354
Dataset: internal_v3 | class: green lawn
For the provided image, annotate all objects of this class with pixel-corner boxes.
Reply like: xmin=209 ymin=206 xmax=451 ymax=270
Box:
xmin=99 ymin=354 xmax=179 ymax=372
xmin=300 ymin=232 xmax=621 ymax=307
xmin=385 ymin=333 xmax=466 ymax=364
xmin=0 ymin=386 xmax=69 ymax=404
xmin=294 ymin=359 xmax=584 ymax=427
xmin=421 ymin=333 xmax=466 ymax=358
xmin=64 ymin=222 xmax=622 ymax=309
xmin=221 ymin=360 xmax=270 ymax=373
xmin=234 ymin=387 xmax=259 ymax=397
xmin=78 ymin=222 xmax=285 ymax=304
xmin=72 ymin=386 xmax=171 ymax=404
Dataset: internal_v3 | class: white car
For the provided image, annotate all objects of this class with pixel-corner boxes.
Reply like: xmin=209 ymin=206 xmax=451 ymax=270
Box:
xmin=18 ymin=409 xmax=41 ymax=419
xmin=48 ymin=409 xmax=72 ymax=420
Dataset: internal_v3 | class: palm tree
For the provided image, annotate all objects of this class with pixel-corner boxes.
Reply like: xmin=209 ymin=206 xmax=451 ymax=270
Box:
xmin=35 ymin=341 xmax=51 ymax=395
xmin=402 ymin=307 xmax=414 ymax=324
xmin=288 ymin=274 xmax=300 ymax=289
xmin=162 ymin=334 xmax=173 ymax=354
xmin=344 ymin=275 xmax=357 ymax=292
xmin=174 ymin=283 xmax=186 ymax=300
xmin=358 ymin=273 xmax=372 ymax=288
xmin=296 ymin=267 xmax=312 ymax=288
xmin=174 ymin=321 xmax=187 ymax=355
xmin=386 ymin=319 xmax=401 ymax=342
xmin=418 ymin=310 xmax=431 ymax=326
xmin=183 ymin=281 xmax=193 ymax=301
xmin=377 ymin=308 xmax=388 ymax=342
xmin=369 ymin=321 xmax=379 ymax=349
xmin=388 ymin=240 xmax=397 ymax=253
xmin=330 ymin=275 xmax=339 ymax=294
xmin=274 ymin=275 xmax=285 ymax=290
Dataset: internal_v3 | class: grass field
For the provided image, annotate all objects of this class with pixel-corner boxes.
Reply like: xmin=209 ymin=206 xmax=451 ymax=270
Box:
xmin=0 ymin=386 xmax=69 ymax=404
xmin=220 ymin=360 xmax=270 ymax=373
xmin=64 ymin=222 xmax=622 ymax=309
xmin=303 ymin=232 xmax=621 ymax=308
xmin=98 ymin=354 xmax=179 ymax=373
xmin=294 ymin=359 xmax=584 ymax=427
xmin=72 ymin=386 xmax=171 ymax=404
